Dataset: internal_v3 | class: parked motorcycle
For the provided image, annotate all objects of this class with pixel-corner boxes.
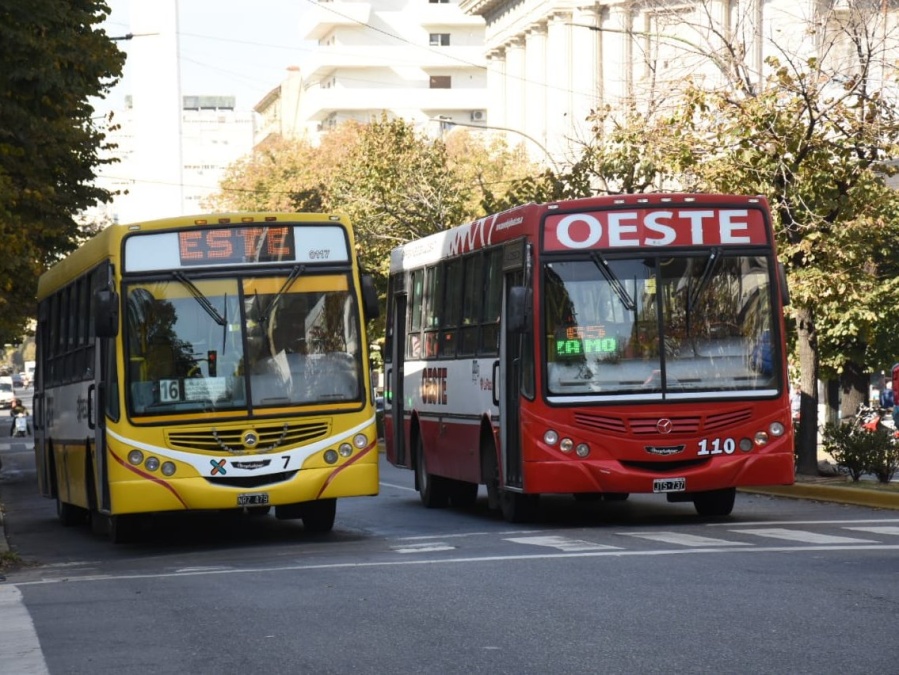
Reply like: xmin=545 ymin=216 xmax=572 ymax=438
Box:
xmin=12 ymin=412 xmax=29 ymax=437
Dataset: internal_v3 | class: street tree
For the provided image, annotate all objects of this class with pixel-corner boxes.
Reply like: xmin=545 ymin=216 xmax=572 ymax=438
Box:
xmin=0 ymin=0 xmax=124 ymax=344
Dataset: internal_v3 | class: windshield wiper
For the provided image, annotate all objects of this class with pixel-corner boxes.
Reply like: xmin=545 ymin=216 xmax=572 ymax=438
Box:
xmin=260 ymin=264 xmax=306 ymax=325
xmin=172 ymin=271 xmax=226 ymax=326
xmin=589 ymin=252 xmax=635 ymax=311
xmin=688 ymin=248 xmax=722 ymax=314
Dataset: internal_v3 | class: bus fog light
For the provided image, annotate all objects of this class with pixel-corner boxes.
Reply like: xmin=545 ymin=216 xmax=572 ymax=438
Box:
xmin=353 ymin=433 xmax=367 ymax=448
xmin=128 ymin=450 xmax=144 ymax=465
xmin=544 ymin=430 xmax=559 ymax=446
xmin=575 ymin=443 xmax=590 ymax=457
xmin=324 ymin=449 xmax=339 ymax=464
xmin=740 ymin=438 xmax=754 ymax=452
xmin=338 ymin=443 xmax=353 ymax=457
xmin=754 ymin=432 xmax=769 ymax=446
xmin=145 ymin=457 xmax=160 ymax=471
xmin=161 ymin=462 xmax=176 ymax=476
xmin=560 ymin=438 xmax=574 ymax=453
xmin=769 ymin=422 xmax=786 ymax=437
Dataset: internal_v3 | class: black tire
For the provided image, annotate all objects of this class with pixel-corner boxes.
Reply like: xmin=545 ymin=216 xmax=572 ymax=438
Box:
xmin=302 ymin=498 xmax=336 ymax=533
xmin=448 ymin=480 xmax=479 ymax=508
xmin=481 ymin=441 xmax=501 ymax=511
xmin=56 ymin=495 xmax=86 ymax=527
xmin=693 ymin=488 xmax=736 ymax=517
xmin=415 ymin=434 xmax=449 ymax=508
xmin=500 ymin=490 xmax=539 ymax=523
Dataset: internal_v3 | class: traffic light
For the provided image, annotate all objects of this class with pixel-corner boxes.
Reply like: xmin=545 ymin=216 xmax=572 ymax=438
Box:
xmin=207 ymin=350 xmax=217 ymax=377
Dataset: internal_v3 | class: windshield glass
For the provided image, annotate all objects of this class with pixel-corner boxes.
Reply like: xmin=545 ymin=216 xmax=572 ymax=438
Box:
xmin=125 ymin=274 xmax=362 ymax=415
xmin=544 ymin=253 xmax=779 ymax=398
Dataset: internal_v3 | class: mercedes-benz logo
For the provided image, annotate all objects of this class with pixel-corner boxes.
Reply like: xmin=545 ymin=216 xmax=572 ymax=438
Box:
xmin=243 ymin=431 xmax=259 ymax=448
xmin=657 ymin=418 xmax=673 ymax=434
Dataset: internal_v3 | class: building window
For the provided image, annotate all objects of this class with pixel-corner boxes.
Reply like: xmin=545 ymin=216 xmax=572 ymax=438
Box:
xmin=429 ymin=33 xmax=450 ymax=46
xmin=430 ymin=76 xmax=451 ymax=89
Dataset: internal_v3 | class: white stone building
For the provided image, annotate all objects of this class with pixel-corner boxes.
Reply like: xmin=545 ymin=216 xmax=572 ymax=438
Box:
xmin=457 ymin=0 xmax=899 ymax=167
xmin=259 ymin=0 xmax=488 ymax=141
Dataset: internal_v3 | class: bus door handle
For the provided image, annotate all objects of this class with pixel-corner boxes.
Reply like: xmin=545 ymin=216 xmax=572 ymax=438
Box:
xmin=492 ymin=360 xmax=500 ymax=406
xmin=87 ymin=384 xmax=95 ymax=430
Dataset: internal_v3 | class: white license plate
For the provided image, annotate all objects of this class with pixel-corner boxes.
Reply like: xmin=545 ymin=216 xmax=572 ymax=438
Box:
xmin=238 ymin=492 xmax=270 ymax=506
xmin=653 ymin=477 xmax=686 ymax=493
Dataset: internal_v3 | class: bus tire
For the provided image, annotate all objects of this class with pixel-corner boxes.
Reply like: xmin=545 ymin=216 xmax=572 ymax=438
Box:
xmin=500 ymin=490 xmax=539 ymax=523
xmin=480 ymin=439 xmax=501 ymax=511
xmin=56 ymin=495 xmax=86 ymax=527
xmin=448 ymin=480 xmax=478 ymax=508
xmin=415 ymin=434 xmax=449 ymax=508
xmin=302 ymin=498 xmax=336 ymax=533
xmin=693 ymin=488 xmax=736 ymax=517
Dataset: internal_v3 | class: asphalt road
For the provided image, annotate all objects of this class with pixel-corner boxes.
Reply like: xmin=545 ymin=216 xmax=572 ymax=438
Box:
xmin=1 ymin=408 xmax=899 ymax=673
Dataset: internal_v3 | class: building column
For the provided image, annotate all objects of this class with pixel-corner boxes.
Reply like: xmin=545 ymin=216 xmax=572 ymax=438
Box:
xmin=602 ymin=2 xmax=633 ymax=108
xmin=487 ymin=49 xmax=506 ymax=128
xmin=524 ymin=23 xmax=549 ymax=163
xmin=570 ymin=4 xmax=601 ymax=148
xmin=546 ymin=12 xmax=573 ymax=162
xmin=504 ymin=38 xmax=526 ymax=138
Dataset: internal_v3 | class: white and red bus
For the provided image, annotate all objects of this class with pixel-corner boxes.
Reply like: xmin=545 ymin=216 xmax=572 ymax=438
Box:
xmin=383 ymin=194 xmax=794 ymax=521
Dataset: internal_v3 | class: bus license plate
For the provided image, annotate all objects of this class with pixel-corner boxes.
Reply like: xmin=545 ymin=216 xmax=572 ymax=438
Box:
xmin=238 ymin=492 xmax=269 ymax=506
xmin=653 ymin=478 xmax=686 ymax=493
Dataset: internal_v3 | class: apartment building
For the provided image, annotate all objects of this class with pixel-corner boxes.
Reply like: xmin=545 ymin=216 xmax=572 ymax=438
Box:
xmin=256 ymin=0 xmax=488 ymax=142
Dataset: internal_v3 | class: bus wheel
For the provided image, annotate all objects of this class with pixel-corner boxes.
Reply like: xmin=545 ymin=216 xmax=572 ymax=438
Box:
xmin=415 ymin=435 xmax=449 ymax=508
xmin=92 ymin=512 xmax=140 ymax=544
xmin=448 ymin=481 xmax=478 ymax=508
xmin=302 ymin=499 xmax=336 ymax=533
xmin=693 ymin=488 xmax=736 ymax=517
xmin=500 ymin=491 xmax=539 ymax=523
xmin=56 ymin=495 xmax=86 ymax=527
xmin=480 ymin=442 xmax=500 ymax=511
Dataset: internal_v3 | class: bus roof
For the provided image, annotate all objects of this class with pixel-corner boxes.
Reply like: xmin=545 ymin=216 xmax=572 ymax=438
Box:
xmin=37 ymin=212 xmax=353 ymax=301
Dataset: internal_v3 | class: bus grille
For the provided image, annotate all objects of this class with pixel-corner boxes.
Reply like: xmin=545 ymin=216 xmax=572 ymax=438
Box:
xmin=167 ymin=421 xmax=331 ymax=452
xmin=620 ymin=458 xmax=709 ymax=473
xmin=205 ymin=471 xmax=299 ymax=488
xmin=575 ymin=408 xmax=754 ymax=435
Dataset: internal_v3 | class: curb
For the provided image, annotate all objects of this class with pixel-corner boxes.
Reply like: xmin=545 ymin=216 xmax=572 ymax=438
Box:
xmin=740 ymin=483 xmax=899 ymax=510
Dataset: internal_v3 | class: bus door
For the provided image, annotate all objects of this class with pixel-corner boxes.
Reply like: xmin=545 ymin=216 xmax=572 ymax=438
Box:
xmin=91 ymin=270 xmax=117 ymax=513
xmin=387 ymin=291 xmax=408 ymax=467
xmin=498 ymin=243 xmax=527 ymax=489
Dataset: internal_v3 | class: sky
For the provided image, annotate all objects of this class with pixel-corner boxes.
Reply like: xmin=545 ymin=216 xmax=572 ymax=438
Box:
xmin=100 ymin=0 xmax=315 ymax=113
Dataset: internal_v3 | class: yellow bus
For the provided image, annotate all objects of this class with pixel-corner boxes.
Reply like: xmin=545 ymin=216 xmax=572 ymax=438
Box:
xmin=34 ymin=213 xmax=380 ymax=542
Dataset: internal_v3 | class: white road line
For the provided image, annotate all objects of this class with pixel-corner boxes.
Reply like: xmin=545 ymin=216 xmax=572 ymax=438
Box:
xmin=379 ymin=481 xmax=416 ymax=492
xmin=391 ymin=543 xmax=456 ymax=554
xmin=734 ymin=528 xmax=877 ymax=544
xmin=843 ymin=526 xmax=899 ymax=536
xmin=706 ymin=518 xmax=899 ymax=527
xmin=504 ymin=536 xmax=620 ymax=552
xmin=620 ymin=532 xmax=750 ymax=547
xmin=0 ymin=585 xmax=49 ymax=674
xmin=397 ymin=530 xmax=538 ymax=541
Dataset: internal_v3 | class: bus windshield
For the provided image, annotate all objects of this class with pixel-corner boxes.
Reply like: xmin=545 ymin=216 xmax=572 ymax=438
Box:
xmin=125 ymin=273 xmax=362 ymax=414
xmin=544 ymin=252 xmax=779 ymax=398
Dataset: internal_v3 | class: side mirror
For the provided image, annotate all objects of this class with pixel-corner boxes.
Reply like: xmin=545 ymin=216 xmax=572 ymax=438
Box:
xmin=361 ymin=275 xmax=380 ymax=320
xmin=94 ymin=288 xmax=119 ymax=338
xmin=506 ymin=286 xmax=529 ymax=333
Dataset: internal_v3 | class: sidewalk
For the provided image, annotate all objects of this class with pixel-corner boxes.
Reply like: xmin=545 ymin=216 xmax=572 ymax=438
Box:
xmin=741 ymin=473 xmax=899 ymax=510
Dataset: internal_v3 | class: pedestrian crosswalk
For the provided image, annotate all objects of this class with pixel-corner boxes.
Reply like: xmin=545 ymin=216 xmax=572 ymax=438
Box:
xmin=389 ymin=520 xmax=899 ymax=556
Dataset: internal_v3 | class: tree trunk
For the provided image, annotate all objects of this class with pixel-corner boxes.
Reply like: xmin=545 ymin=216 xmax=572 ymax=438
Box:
xmin=795 ymin=306 xmax=819 ymax=475
xmin=839 ymin=361 xmax=868 ymax=422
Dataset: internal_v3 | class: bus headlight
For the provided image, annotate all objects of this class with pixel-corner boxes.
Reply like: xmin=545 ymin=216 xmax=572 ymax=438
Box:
xmin=128 ymin=450 xmax=144 ymax=465
xmin=161 ymin=462 xmax=176 ymax=476
xmin=740 ymin=438 xmax=754 ymax=452
xmin=544 ymin=430 xmax=559 ymax=446
xmin=575 ymin=443 xmax=590 ymax=458
xmin=338 ymin=443 xmax=353 ymax=457
xmin=754 ymin=432 xmax=769 ymax=447
xmin=560 ymin=438 xmax=574 ymax=453
xmin=769 ymin=422 xmax=786 ymax=437
xmin=145 ymin=456 xmax=160 ymax=472
xmin=324 ymin=449 xmax=339 ymax=464
xmin=353 ymin=433 xmax=367 ymax=449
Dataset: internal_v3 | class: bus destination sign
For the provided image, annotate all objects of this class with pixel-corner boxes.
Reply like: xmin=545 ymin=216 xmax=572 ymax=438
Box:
xmin=178 ymin=227 xmax=295 ymax=266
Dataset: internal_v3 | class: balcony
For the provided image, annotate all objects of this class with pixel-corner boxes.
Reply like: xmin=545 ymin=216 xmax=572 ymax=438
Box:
xmin=300 ymin=86 xmax=488 ymax=121
xmin=302 ymin=45 xmax=486 ymax=80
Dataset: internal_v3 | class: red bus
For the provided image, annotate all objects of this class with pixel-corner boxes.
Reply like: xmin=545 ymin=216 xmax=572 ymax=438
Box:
xmin=383 ymin=194 xmax=794 ymax=522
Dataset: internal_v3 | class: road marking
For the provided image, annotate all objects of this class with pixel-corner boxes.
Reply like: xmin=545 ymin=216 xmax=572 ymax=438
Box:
xmin=504 ymin=536 xmax=619 ymax=552
xmin=379 ymin=481 xmax=416 ymax=492
xmin=0 ymin=585 xmax=49 ymax=674
xmin=706 ymin=518 xmax=899 ymax=527
xmin=620 ymin=532 xmax=750 ymax=547
xmin=397 ymin=530 xmax=538 ymax=541
xmin=733 ymin=528 xmax=877 ymax=544
xmin=843 ymin=525 xmax=899 ymax=536
xmin=391 ymin=543 xmax=456 ymax=554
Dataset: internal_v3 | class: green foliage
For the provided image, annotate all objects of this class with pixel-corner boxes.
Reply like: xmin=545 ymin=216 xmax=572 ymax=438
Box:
xmin=0 ymin=0 xmax=124 ymax=343
xmin=822 ymin=422 xmax=899 ymax=483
